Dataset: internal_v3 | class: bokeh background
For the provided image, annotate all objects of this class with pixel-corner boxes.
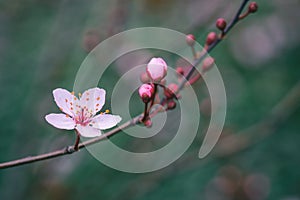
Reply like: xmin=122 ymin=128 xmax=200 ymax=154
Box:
xmin=0 ymin=0 xmax=300 ymax=199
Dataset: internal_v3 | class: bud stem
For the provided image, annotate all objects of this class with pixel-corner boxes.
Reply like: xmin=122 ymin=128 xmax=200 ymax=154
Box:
xmin=149 ymin=83 xmax=158 ymax=108
xmin=178 ymin=0 xmax=251 ymax=91
xmin=141 ymin=101 xmax=149 ymax=122
xmin=191 ymin=46 xmax=197 ymax=60
xmin=239 ymin=11 xmax=250 ymax=20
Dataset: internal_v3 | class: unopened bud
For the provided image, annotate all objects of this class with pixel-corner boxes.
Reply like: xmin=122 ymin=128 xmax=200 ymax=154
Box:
xmin=248 ymin=2 xmax=258 ymax=13
xmin=216 ymin=18 xmax=227 ymax=31
xmin=144 ymin=118 xmax=152 ymax=127
xmin=176 ymin=67 xmax=184 ymax=76
xmin=206 ymin=32 xmax=217 ymax=46
xmin=202 ymin=57 xmax=215 ymax=72
xmin=186 ymin=34 xmax=196 ymax=46
xmin=167 ymin=100 xmax=176 ymax=110
xmin=164 ymin=83 xmax=178 ymax=99
xmin=146 ymin=57 xmax=168 ymax=82
xmin=139 ymin=83 xmax=154 ymax=103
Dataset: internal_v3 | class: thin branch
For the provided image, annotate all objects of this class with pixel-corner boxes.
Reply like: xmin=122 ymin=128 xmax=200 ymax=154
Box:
xmin=114 ymin=80 xmax=300 ymax=200
xmin=178 ymin=0 xmax=249 ymax=90
xmin=0 ymin=0 xmax=252 ymax=169
xmin=0 ymin=116 xmax=140 ymax=169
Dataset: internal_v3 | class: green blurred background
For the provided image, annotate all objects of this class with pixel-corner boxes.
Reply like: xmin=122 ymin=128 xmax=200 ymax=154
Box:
xmin=0 ymin=0 xmax=300 ymax=199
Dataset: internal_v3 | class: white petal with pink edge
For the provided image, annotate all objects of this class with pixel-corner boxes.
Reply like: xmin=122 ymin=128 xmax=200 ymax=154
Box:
xmin=53 ymin=88 xmax=79 ymax=117
xmin=45 ymin=113 xmax=75 ymax=130
xmin=80 ymin=88 xmax=105 ymax=116
xmin=91 ymin=114 xmax=122 ymax=130
xmin=76 ymin=124 xmax=102 ymax=137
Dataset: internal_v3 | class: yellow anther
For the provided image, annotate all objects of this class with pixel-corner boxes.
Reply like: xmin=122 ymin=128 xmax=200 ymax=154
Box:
xmin=105 ymin=109 xmax=110 ymax=113
xmin=71 ymin=91 xmax=75 ymax=95
xmin=78 ymin=93 xmax=82 ymax=97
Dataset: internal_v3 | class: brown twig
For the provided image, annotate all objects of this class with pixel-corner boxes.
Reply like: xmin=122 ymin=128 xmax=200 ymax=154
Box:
xmin=0 ymin=116 xmax=139 ymax=169
xmin=0 ymin=0 xmax=252 ymax=169
xmin=114 ymin=80 xmax=300 ymax=200
xmin=178 ymin=0 xmax=250 ymax=91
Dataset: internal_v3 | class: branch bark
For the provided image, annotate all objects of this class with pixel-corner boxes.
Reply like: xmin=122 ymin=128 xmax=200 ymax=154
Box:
xmin=0 ymin=0 xmax=252 ymax=170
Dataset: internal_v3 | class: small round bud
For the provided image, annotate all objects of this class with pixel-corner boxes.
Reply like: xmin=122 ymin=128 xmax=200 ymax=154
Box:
xmin=144 ymin=118 xmax=152 ymax=128
xmin=202 ymin=57 xmax=215 ymax=72
xmin=164 ymin=83 xmax=178 ymax=99
xmin=206 ymin=32 xmax=217 ymax=46
xmin=167 ymin=100 xmax=176 ymax=110
xmin=176 ymin=67 xmax=184 ymax=76
xmin=186 ymin=34 xmax=196 ymax=46
xmin=146 ymin=57 xmax=168 ymax=82
xmin=140 ymin=72 xmax=150 ymax=83
xmin=216 ymin=18 xmax=227 ymax=31
xmin=248 ymin=2 xmax=258 ymax=13
xmin=139 ymin=83 xmax=154 ymax=103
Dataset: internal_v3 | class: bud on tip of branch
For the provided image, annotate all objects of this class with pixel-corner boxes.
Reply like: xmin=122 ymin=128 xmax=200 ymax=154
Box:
xmin=164 ymin=83 xmax=178 ymax=99
xmin=167 ymin=100 xmax=176 ymax=110
xmin=206 ymin=32 xmax=217 ymax=46
xmin=248 ymin=2 xmax=258 ymax=13
xmin=216 ymin=18 xmax=227 ymax=31
xmin=186 ymin=34 xmax=196 ymax=46
xmin=202 ymin=57 xmax=215 ymax=72
xmin=176 ymin=67 xmax=184 ymax=76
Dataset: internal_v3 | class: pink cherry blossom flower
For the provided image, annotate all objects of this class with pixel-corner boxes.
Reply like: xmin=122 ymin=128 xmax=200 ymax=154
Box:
xmin=45 ymin=88 xmax=122 ymax=137
xmin=146 ymin=57 xmax=168 ymax=82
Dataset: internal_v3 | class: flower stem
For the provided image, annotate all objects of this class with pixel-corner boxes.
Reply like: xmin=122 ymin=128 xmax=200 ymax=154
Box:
xmin=74 ymin=130 xmax=81 ymax=151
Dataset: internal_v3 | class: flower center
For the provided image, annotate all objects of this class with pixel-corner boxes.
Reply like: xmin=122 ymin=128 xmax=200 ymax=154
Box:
xmin=75 ymin=108 xmax=93 ymax=126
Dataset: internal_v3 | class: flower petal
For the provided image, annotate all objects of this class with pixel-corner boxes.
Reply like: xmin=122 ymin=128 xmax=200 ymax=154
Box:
xmin=45 ymin=113 xmax=75 ymax=130
xmin=80 ymin=87 xmax=105 ymax=115
xmin=53 ymin=88 xmax=79 ymax=117
xmin=76 ymin=124 xmax=101 ymax=138
xmin=91 ymin=114 xmax=122 ymax=130
xmin=146 ymin=57 xmax=168 ymax=82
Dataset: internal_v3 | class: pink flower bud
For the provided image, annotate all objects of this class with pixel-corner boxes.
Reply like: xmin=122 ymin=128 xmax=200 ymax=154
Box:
xmin=139 ymin=83 xmax=154 ymax=103
xmin=144 ymin=118 xmax=152 ymax=127
xmin=167 ymin=100 xmax=176 ymax=110
xmin=176 ymin=67 xmax=184 ymax=76
xmin=164 ymin=83 xmax=178 ymax=99
xmin=206 ymin=32 xmax=217 ymax=46
xmin=216 ymin=18 xmax=227 ymax=31
xmin=146 ymin=57 xmax=168 ymax=82
xmin=186 ymin=34 xmax=196 ymax=46
xmin=248 ymin=2 xmax=258 ymax=13
xmin=202 ymin=57 xmax=214 ymax=72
